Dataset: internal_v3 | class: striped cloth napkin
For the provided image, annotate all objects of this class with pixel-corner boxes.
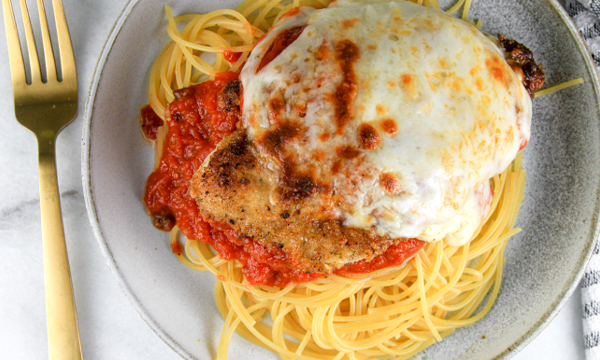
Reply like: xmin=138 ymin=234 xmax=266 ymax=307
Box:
xmin=564 ymin=1 xmax=600 ymax=358
xmin=566 ymin=0 xmax=600 ymax=67
xmin=580 ymin=241 xmax=600 ymax=358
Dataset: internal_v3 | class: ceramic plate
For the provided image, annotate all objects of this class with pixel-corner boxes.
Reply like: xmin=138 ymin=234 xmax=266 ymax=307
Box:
xmin=82 ymin=0 xmax=600 ymax=358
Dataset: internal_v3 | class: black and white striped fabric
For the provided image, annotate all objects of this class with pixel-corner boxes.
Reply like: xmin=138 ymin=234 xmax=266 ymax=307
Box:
xmin=566 ymin=0 xmax=600 ymax=67
xmin=581 ymin=241 xmax=600 ymax=358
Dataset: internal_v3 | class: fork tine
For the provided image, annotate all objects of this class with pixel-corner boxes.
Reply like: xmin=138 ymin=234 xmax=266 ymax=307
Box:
xmin=2 ymin=0 xmax=27 ymax=87
xmin=18 ymin=0 xmax=42 ymax=83
xmin=37 ymin=0 xmax=57 ymax=82
xmin=51 ymin=0 xmax=76 ymax=84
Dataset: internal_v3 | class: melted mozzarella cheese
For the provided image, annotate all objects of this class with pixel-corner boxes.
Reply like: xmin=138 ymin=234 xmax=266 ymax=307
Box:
xmin=240 ymin=0 xmax=531 ymax=246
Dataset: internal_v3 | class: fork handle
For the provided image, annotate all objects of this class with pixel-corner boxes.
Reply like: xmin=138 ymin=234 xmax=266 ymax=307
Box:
xmin=38 ymin=140 xmax=83 ymax=360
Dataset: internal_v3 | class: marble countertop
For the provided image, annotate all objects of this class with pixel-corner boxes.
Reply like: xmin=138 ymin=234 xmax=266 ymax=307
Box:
xmin=0 ymin=0 xmax=586 ymax=359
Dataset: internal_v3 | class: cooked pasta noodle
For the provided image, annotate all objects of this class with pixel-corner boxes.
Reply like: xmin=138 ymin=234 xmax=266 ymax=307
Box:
xmin=534 ymin=77 xmax=585 ymax=98
xmin=147 ymin=1 xmax=528 ymax=358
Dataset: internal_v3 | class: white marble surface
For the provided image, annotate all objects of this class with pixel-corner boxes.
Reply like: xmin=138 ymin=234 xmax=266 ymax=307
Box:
xmin=0 ymin=0 xmax=587 ymax=359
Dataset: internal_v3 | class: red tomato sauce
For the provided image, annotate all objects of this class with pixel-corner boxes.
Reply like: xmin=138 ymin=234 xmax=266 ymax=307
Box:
xmin=143 ymin=72 xmax=425 ymax=287
xmin=334 ymin=239 xmax=424 ymax=275
xmin=223 ymin=50 xmax=242 ymax=64
xmin=144 ymin=71 xmax=239 ymax=240
xmin=256 ymin=25 xmax=306 ymax=73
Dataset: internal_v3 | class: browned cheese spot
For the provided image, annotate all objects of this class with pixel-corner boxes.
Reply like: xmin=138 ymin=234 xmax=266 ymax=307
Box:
xmin=485 ymin=57 xmax=505 ymax=83
xmin=311 ymin=150 xmax=325 ymax=162
xmin=315 ymin=42 xmax=330 ymax=61
xmin=257 ymin=122 xmax=301 ymax=160
xmin=268 ymin=97 xmax=285 ymax=124
xmin=248 ymin=114 xmax=257 ymax=126
xmin=333 ymin=40 xmax=360 ymax=135
xmin=331 ymin=160 xmax=342 ymax=175
xmin=423 ymin=19 xmax=435 ymax=29
xmin=381 ymin=118 xmax=398 ymax=135
xmin=295 ymin=102 xmax=307 ymax=117
xmin=506 ymin=126 xmax=514 ymax=143
xmin=367 ymin=45 xmax=378 ymax=50
xmin=319 ymin=132 xmax=331 ymax=142
xmin=380 ymin=173 xmax=401 ymax=194
xmin=452 ymin=79 xmax=462 ymax=92
xmin=475 ymin=77 xmax=485 ymax=91
xmin=336 ymin=145 xmax=360 ymax=159
xmin=358 ymin=123 xmax=380 ymax=150
xmin=340 ymin=17 xmax=360 ymax=29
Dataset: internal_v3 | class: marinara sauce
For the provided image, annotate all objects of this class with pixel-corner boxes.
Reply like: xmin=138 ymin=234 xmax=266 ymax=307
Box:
xmin=144 ymin=72 xmax=240 ymax=242
xmin=143 ymin=71 xmax=425 ymax=287
xmin=223 ymin=50 xmax=242 ymax=64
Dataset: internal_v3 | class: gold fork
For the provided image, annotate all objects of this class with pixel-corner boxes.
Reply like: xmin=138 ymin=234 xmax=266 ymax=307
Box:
xmin=3 ymin=0 xmax=81 ymax=359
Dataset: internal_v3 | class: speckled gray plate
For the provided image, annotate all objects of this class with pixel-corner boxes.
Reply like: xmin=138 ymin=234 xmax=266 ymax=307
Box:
xmin=82 ymin=0 xmax=600 ymax=359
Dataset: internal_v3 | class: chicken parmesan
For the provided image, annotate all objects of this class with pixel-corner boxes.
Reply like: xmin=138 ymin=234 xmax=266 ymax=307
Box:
xmin=141 ymin=0 xmax=546 ymax=358
xmin=182 ymin=0 xmax=543 ymax=274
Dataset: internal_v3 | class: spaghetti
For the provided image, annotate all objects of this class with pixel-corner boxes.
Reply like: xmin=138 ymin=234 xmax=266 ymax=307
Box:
xmin=145 ymin=1 xmax=528 ymax=359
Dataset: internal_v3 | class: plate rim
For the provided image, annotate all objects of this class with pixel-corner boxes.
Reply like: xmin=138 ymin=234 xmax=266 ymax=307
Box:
xmin=81 ymin=0 xmax=600 ymax=359
xmin=80 ymin=0 xmax=195 ymax=359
